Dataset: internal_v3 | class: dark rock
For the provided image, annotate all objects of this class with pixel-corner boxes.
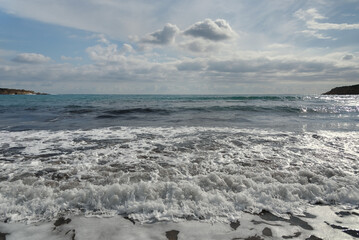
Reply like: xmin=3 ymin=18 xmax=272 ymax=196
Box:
xmin=233 ymin=236 xmax=264 ymax=240
xmin=313 ymin=200 xmax=327 ymax=205
xmin=0 ymin=88 xmax=48 ymax=95
xmin=0 ymin=232 xmax=8 ymax=240
xmin=65 ymin=229 xmax=76 ymax=240
xmin=244 ymin=235 xmax=264 ymax=240
xmin=325 ymin=221 xmax=359 ymax=238
xmin=123 ymin=216 xmax=136 ymax=225
xmin=258 ymin=210 xmax=313 ymax=230
xmin=262 ymin=227 xmax=272 ymax=237
xmin=335 ymin=211 xmax=359 ymax=217
xmin=323 ymin=84 xmax=359 ymax=95
xmin=312 ymin=134 xmax=321 ymax=139
xmin=343 ymin=230 xmax=359 ymax=238
xmin=230 ymin=220 xmax=240 ymax=230
xmin=306 ymin=235 xmax=323 ymax=240
xmin=54 ymin=217 xmax=71 ymax=227
xmin=303 ymin=212 xmax=317 ymax=219
xmin=258 ymin=210 xmax=285 ymax=222
xmin=289 ymin=215 xmax=313 ymax=230
xmin=166 ymin=230 xmax=179 ymax=240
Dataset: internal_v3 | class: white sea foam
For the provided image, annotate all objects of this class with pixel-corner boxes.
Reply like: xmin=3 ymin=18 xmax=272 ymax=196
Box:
xmin=0 ymin=127 xmax=358 ymax=224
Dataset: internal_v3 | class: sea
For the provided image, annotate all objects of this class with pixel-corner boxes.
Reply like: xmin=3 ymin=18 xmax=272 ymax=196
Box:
xmin=0 ymin=94 xmax=358 ymax=239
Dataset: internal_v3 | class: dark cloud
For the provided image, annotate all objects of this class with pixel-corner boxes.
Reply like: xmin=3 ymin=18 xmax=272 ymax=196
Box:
xmin=342 ymin=54 xmax=354 ymax=60
xmin=140 ymin=23 xmax=179 ymax=45
xmin=183 ymin=19 xmax=236 ymax=41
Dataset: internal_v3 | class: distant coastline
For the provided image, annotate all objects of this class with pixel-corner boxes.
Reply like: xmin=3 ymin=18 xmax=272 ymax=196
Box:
xmin=0 ymin=88 xmax=48 ymax=95
xmin=323 ymin=84 xmax=359 ymax=95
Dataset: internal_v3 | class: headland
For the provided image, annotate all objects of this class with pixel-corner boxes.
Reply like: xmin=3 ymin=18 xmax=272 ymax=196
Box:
xmin=0 ymin=88 xmax=48 ymax=95
xmin=323 ymin=84 xmax=359 ymax=95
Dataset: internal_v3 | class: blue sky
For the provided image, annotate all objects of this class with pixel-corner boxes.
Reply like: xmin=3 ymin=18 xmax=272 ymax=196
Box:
xmin=0 ymin=0 xmax=358 ymax=94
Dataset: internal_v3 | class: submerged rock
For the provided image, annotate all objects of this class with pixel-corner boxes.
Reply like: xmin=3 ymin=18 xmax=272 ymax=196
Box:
xmin=323 ymin=84 xmax=359 ymax=95
xmin=166 ymin=230 xmax=179 ymax=240
xmin=0 ymin=232 xmax=8 ymax=240
xmin=262 ymin=227 xmax=272 ymax=237
xmin=230 ymin=220 xmax=241 ymax=230
xmin=54 ymin=217 xmax=72 ymax=227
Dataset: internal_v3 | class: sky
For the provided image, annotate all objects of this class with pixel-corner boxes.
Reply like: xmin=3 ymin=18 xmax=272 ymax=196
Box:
xmin=0 ymin=0 xmax=358 ymax=94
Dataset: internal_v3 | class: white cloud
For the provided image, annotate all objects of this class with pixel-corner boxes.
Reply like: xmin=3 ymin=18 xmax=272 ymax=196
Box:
xmin=295 ymin=8 xmax=359 ymax=40
xmin=295 ymin=8 xmax=326 ymax=22
xmin=183 ymin=19 xmax=236 ymax=41
xmin=2 ymin=44 xmax=359 ymax=94
xmin=309 ymin=21 xmax=359 ymax=30
xmin=13 ymin=53 xmax=51 ymax=63
xmin=139 ymin=23 xmax=179 ymax=45
xmin=86 ymin=37 xmax=134 ymax=63
xmin=1 ymin=1 xmax=359 ymax=94
xmin=300 ymin=30 xmax=333 ymax=40
xmin=94 ymin=34 xmax=110 ymax=44
xmin=136 ymin=19 xmax=236 ymax=53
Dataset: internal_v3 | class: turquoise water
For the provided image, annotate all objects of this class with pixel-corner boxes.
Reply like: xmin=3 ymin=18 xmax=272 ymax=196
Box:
xmin=0 ymin=94 xmax=358 ymax=131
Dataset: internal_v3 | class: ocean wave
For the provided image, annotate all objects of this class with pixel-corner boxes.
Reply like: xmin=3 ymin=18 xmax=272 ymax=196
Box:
xmin=0 ymin=127 xmax=358 ymax=223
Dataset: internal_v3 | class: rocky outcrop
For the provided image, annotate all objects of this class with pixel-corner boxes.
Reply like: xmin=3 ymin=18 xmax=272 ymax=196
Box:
xmin=0 ymin=88 xmax=48 ymax=95
xmin=323 ymin=84 xmax=359 ymax=95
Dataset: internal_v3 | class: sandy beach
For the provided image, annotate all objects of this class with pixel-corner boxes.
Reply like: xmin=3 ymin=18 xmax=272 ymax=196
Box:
xmin=1 ymin=205 xmax=358 ymax=239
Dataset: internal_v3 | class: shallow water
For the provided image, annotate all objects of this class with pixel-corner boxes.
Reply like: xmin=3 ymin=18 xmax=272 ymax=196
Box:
xmin=0 ymin=94 xmax=358 ymax=238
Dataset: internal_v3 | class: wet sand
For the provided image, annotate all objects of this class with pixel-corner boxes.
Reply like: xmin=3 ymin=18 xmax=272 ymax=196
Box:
xmin=0 ymin=205 xmax=358 ymax=240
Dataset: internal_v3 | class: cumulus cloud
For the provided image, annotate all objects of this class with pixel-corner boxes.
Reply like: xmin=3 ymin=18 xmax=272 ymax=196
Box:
xmin=86 ymin=42 xmax=134 ymax=62
xmin=140 ymin=23 xmax=179 ymax=45
xmin=13 ymin=53 xmax=51 ymax=64
xmin=183 ymin=19 xmax=236 ymax=41
xmin=137 ymin=19 xmax=236 ymax=52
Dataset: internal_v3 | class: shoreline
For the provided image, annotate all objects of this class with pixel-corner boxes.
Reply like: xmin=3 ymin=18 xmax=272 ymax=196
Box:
xmin=0 ymin=206 xmax=358 ymax=240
